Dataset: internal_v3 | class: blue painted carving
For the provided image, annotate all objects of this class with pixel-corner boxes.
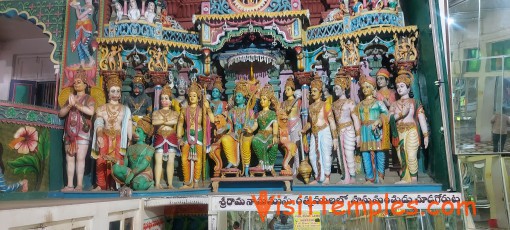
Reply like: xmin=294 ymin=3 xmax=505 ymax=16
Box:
xmin=163 ymin=30 xmax=200 ymax=44
xmin=267 ymin=0 xmax=291 ymax=12
xmin=203 ymin=24 xmax=210 ymax=41
xmin=210 ymin=0 xmax=233 ymax=15
xmin=167 ymin=50 xmax=204 ymax=76
xmin=155 ymin=23 xmax=163 ymax=40
xmin=210 ymin=0 xmax=291 ymax=14
xmin=348 ymin=12 xmax=402 ymax=32
xmin=293 ymin=20 xmax=300 ymax=37
xmin=305 ymin=12 xmax=404 ymax=41
xmin=104 ymin=23 xmax=200 ymax=45
xmin=306 ymin=22 xmax=344 ymax=41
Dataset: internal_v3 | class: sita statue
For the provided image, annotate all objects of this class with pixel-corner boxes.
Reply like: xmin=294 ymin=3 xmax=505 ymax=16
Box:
xmin=302 ymin=78 xmax=338 ymax=185
xmin=152 ymin=85 xmax=180 ymax=189
xmin=389 ymin=70 xmax=429 ymax=184
xmin=177 ymin=82 xmax=214 ymax=189
xmin=58 ymin=68 xmax=96 ymax=192
xmin=332 ymin=70 xmax=359 ymax=184
xmin=353 ymin=75 xmax=390 ymax=184
xmin=92 ymin=75 xmax=133 ymax=191
xmin=228 ymin=81 xmax=255 ymax=176
xmin=280 ymin=78 xmax=302 ymax=175
xmin=246 ymin=84 xmax=279 ymax=176
xmin=124 ymin=75 xmax=153 ymax=122
xmin=111 ymin=116 xmax=155 ymax=191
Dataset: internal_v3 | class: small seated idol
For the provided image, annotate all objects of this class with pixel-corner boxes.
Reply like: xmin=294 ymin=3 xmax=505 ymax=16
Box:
xmin=110 ymin=116 xmax=155 ymax=191
xmin=128 ymin=0 xmax=140 ymax=21
xmin=245 ymin=84 xmax=279 ymax=176
xmin=332 ymin=70 xmax=359 ymax=184
xmin=144 ymin=2 xmax=156 ymax=24
xmin=302 ymin=79 xmax=338 ymax=185
xmin=389 ymin=70 xmax=429 ymax=184
xmin=114 ymin=1 xmax=123 ymax=22
xmin=152 ymin=85 xmax=180 ymax=189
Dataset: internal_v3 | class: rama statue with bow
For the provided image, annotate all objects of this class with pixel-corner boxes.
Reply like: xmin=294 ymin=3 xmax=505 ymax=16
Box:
xmin=177 ymin=82 xmax=214 ymax=188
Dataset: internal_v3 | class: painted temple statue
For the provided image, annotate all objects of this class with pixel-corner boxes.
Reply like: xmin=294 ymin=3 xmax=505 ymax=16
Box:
xmin=92 ymin=76 xmax=133 ymax=191
xmin=111 ymin=116 xmax=155 ymax=191
xmin=389 ymin=69 xmax=429 ymax=184
xmin=152 ymin=85 xmax=180 ymax=189
xmin=0 ymin=0 xmax=433 ymax=194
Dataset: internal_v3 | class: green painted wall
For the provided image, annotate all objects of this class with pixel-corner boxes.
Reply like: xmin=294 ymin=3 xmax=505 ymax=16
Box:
xmin=400 ymin=0 xmax=459 ymax=190
xmin=49 ymin=128 xmax=64 ymax=191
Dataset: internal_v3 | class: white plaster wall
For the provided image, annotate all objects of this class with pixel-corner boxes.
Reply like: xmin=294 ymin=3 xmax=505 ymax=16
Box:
xmin=0 ymin=199 xmax=142 ymax=229
xmin=450 ymin=9 xmax=510 ymax=142
xmin=0 ymin=37 xmax=53 ymax=101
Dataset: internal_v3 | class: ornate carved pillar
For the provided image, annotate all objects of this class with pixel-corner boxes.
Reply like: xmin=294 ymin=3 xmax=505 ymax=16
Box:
xmin=123 ymin=0 xmax=128 ymax=17
xmin=141 ymin=0 xmax=147 ymax=15
xmin=203 ymin=48 xmax=211 ymax=76
xmin=295 ymin=46 xmax=304 ymax=71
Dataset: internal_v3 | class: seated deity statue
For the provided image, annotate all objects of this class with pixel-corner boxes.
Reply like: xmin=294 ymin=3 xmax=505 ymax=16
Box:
xmin=110 ymin=116 xmax=155 ymax=191
xmin=128 ymin=0 xmax=141 ymax=21
xmin=245 ymin=84 xmax=280 ymax=176
xmin=114 ymin=1 xmax=123 ymax=22
xmin=144 ymin=2 xmax=156 ymax=23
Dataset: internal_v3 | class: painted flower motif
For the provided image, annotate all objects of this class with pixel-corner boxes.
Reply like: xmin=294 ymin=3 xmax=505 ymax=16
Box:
xmin=6 ymin=107 xmax=16 ymax=118
xmin=9 ymin=126 xmax=39 ymax=154
xmin=26 ymin=111 xmax=38 ymax=122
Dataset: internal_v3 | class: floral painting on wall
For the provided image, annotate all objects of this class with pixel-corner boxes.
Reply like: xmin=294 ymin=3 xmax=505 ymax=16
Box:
xmin=1 ymin=123 xmax=50 ymax=192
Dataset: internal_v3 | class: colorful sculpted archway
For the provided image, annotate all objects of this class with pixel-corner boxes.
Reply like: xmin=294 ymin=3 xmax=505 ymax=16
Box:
xmin=0 ymin=1 xmax=67 ymax=64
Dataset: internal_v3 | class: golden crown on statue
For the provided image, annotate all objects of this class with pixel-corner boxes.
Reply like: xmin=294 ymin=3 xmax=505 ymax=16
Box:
xmin=395 ymin=69 xmax=414 ymax=86
xmin=106 ymin=75 xmax=123 ymax=89
xmin=334 ymin=69 xmax=351 ymax=90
